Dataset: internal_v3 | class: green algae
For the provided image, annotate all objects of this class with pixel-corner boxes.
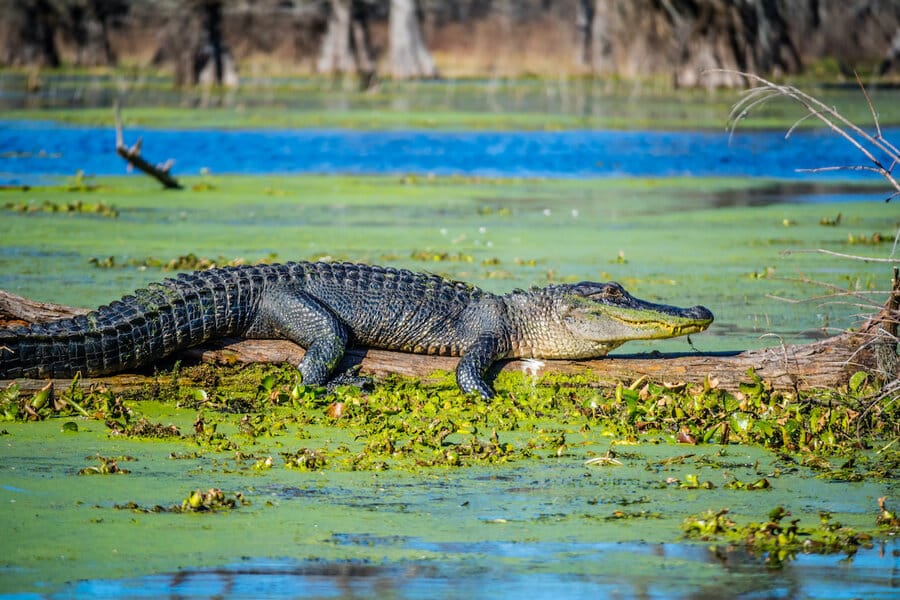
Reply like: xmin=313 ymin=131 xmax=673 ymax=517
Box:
xmin=1 ymin=365 xmax=898 ymax=594
xmin=1 ymin=171 xmax=899 ymax=594
xmin=0 ymin=366 xmax=900 ymax=589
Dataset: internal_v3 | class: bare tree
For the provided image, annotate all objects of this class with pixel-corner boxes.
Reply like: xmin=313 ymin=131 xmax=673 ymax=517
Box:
xmin=67 ymin=0 xmax=127 ymax=66
xmin=153 ymin=0 xmax=238 ymax=88
xmin=316 ymin=0 xmax=375 ymax=87
xmin=586 ymin=0 xmax=802 ymax=88
xmin=574 ymin=0 xmax=594 ymax=69
xmin=389 ymin=0 xmax=436 ymax=79
xmin=0 ymin=0 xmax=62 ymax=67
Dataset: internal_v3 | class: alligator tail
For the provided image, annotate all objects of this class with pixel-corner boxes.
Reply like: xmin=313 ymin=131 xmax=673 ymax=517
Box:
xmin=0 ymin=269 xmax=261 ymax=379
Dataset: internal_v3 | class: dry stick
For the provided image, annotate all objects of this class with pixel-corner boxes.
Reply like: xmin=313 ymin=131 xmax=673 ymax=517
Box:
xmin=782 ymin=248 xmax=900 ymax=264
xmin=114 ymin=102 xmax=182 ymax=190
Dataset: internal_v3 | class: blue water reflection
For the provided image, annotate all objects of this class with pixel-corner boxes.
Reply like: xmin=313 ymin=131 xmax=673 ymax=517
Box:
xmin=32 ymin=540 xmax=900 ymax=600
xmin=2 ymin=120 xmax=896 ymax=183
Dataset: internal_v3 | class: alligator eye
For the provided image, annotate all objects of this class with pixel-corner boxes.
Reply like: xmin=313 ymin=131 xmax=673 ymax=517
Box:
xmin=599 ymin=284 xmax=624 ymax=299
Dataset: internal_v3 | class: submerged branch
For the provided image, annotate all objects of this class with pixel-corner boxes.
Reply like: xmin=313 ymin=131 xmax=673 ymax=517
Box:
xmin=114 ymin=102 xmax=182 ymax=190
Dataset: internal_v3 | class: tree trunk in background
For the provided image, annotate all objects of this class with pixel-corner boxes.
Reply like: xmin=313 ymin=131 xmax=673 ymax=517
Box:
xmin=881 ymin=28 xmax=900 ymax=75
xmin=152 ymin=0 xmax=238 ymax=88
xmin=200 ymin=0 xmax=225 ymax=85
xmin=0 ymin=0 xmax=62 ymax=67
xmin=317 ymin=0 xmax=355 ymax=74
xmin=589 ymin=0 xmax=803 ymax=88
xmin=317 ymin=0 xmax=375 ymax=85
xmin=67 ymin=0 xmax=126 ymax=66
xmin=574 ymin=0 xmax=594 ymax=69
xmin=389 ymin=0 xmax=436 ymax=79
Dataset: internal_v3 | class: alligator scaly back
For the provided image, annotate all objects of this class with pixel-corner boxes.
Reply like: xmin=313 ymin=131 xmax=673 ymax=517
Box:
xmin=0 ymin=266 xmax=270 ymax=379
xmin=1 ymin=261 xmax=713 ymax=398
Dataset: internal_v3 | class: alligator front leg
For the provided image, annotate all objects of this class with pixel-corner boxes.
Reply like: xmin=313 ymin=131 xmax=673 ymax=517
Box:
xmin=456 ymin=334 xmax=508 ymax=399
xmin=245 ymin=289 xmax=349 ymax=387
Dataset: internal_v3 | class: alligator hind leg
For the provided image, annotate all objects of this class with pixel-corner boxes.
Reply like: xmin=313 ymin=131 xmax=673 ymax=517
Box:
xmin=245 ymin=289 xmax=349 ymax=387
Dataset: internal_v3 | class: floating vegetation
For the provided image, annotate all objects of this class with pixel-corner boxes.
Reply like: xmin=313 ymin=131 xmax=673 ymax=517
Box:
xmin=819 ymin=212 xmax=842 ymax=226
xmin=683 ymin=505 xmax=875 ymax=569
xmin=409 ymin=249 xmax=476 ymax=263
xmin=88 ymin=252 xmax=279 ymax=271
xmin=476 ymin=205 xmax=512 ymax=216
xmin=0 ymin=380 xmax=128 ymax=423
xmin=111 ymin=416 xmax=181 ymax=439
xmin=78 ymin=454 xmax=135 ymax=476
xmin=182 ymin=488 xmax=248 ymax=512
xmin=846 ymin=232 xmax=891 ymax=244
xmin=113 ymin=488 xmax=249 ymax=513
xmin=3 ymin=362 xmax=899 ymax=476
xmin=3 ymin=199 xmax=118 ymax=218
xmin=281 ymin=448 xmax=327 ymax=471
xmin=747 ymin=266 xmax=776 ymax=279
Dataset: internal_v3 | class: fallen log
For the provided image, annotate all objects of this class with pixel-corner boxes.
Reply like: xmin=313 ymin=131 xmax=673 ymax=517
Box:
xmin=0 ymin=288 xmax=893 ymax=394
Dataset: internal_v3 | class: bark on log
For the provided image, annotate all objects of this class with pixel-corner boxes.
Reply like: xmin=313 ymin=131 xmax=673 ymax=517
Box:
xmin=2 ymin=288 xmax=893 ymax=395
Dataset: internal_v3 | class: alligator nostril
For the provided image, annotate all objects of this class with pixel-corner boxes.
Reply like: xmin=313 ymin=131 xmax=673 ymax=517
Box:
xmin=689 ymin=306 xmax=714 ymax=322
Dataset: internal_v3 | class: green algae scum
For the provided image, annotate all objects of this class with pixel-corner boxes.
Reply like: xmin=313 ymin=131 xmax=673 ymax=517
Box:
xmin=2 ymin=174 xmax=900 ymax=597
xmin=1 ymin=362 xmax=898 ymax=598
xmin=2 ymin=167 xmax=900 ymax=595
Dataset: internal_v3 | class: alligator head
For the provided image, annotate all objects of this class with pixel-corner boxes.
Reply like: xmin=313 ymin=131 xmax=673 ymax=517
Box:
xmin=560 ymin=281 xmax=713 ymax=351
xmin=510 ymin=281 xmax=714 ymax=359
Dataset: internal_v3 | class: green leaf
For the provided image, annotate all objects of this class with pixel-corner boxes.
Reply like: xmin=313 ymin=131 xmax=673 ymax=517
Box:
xmin=848 ymin=371 xmax=868 ymax=394
xmin=61 ymin=421 xmax=79 ymax=433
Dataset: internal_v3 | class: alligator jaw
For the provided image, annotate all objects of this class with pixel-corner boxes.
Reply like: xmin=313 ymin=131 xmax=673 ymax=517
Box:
xmin=608 ymin=304 xmax=714 ymax=341
xmin=556 ymin=281 xmax=715 ymax=349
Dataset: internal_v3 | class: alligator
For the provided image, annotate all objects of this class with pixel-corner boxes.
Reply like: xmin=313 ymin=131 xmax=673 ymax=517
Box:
xmin=0 ymin=261 xmax=713 ymax=398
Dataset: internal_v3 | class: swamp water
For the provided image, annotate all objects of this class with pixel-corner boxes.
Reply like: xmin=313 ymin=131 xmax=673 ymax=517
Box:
xmin=1 ymin=394 xmax=898 ymax=600
xmin=1 ymin=173 xmax=898 ymax=599
xmin=1 ymin=87 xmax=899 ymax=596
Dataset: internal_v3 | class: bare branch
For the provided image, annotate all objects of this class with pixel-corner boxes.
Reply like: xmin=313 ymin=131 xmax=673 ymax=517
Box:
xmin=781 ymin=248 xmax=900 ymax=263
xmin=114 ymin=102 xmax=183 ymax=190
xmin=854 ymin=70 xmax=882 ymax=142
xmin=796 ymin=165 xmax=886 ymax=175
xmin=712 ymin=69 xmax=900 ymax=201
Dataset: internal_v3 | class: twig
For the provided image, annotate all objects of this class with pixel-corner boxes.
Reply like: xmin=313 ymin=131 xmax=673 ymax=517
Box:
xmin=114 ymin=101 xmax=182 ymax=190
xmin=715 ymin=70 xmax=900 ymax=199
xmin=781 ymin=248 xmax=900 ymax=264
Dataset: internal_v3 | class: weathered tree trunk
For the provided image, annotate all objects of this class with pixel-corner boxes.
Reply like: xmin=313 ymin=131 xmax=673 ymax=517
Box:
xmin=389 ymin=0 xmax=436 ymax=79
xmin=0 ymin=0 xmax=62 ymax=67
xmin=151 ymin=0 xmax=238 ymax=88
xmin=316 ymin=0 xmax=375 ymax=86
xmin=2 ymin=288 xmax=896 ymax=395
xmin=588 ymin=0 xmax=803 ymax=88
xmin=574 ymin=0 xmax=595 ymax=69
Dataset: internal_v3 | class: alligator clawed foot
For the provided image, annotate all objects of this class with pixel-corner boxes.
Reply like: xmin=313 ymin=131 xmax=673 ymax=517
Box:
xmin=325 ymin=365 xmax=374 ymax=394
